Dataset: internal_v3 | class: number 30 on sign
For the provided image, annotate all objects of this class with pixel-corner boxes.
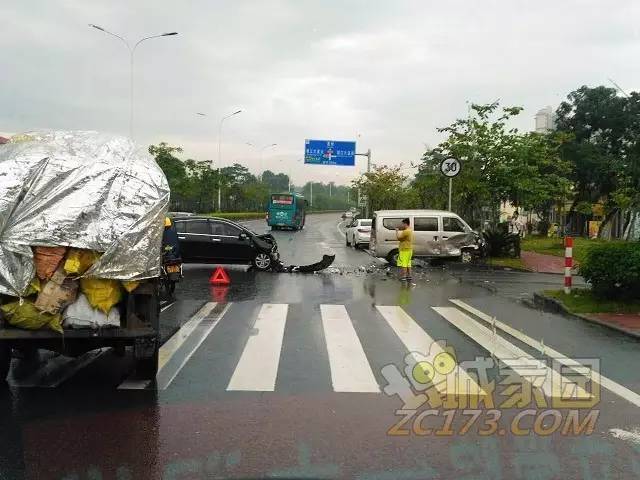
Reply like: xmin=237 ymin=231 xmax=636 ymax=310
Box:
xmin=440 ymin=158 xmax=461 ymax=177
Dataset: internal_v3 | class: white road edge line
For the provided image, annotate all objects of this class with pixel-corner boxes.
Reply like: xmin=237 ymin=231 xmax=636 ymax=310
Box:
xmin=450 ymin=298 xmax=640 ymax=408
xmin=160 ymin=301 xmax=176 ymax=312
xmin=376 ymin=305 xmax=487 ymax=397
xmin=158 ymin=302 xmax=217 ymax=372
xmin=432 ymin=306 xmax=590 ymax=400
xmin=157 ymin=302 xmax=232 ymax=390
xmin=336 ymin=220 xmax=347 ymax=237
xmin=321 ymin=305 xmax=379 ymax=393
xmin=118 ymin=301 xmax=220 ymax=390
xmin=227 ymin=303 xmax=288 ymax=392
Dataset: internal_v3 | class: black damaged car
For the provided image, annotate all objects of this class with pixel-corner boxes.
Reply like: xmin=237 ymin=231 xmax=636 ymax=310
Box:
xmin=172 ymin=216 xmax=278 ymax=271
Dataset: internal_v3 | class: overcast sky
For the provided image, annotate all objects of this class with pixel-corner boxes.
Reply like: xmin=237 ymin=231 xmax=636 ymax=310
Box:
xmin=2 ymin=1 xmax=639 ymax=185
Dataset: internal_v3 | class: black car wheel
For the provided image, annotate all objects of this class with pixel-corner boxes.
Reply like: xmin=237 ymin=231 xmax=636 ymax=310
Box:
xmin=253 ymin=252 xmax=272 ymax=271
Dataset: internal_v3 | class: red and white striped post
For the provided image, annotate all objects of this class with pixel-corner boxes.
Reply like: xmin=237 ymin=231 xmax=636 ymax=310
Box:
xmin=564 ymin=236 xmax=573 ymax=294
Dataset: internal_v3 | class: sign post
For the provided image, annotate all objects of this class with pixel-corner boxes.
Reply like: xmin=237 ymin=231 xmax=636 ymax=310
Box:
xmin=440 ymin=157 xmax=461 ymax=211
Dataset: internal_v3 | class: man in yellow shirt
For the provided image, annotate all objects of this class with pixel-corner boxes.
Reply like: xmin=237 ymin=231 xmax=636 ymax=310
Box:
xmin=395 ymin=218 xmax=413 ymax=282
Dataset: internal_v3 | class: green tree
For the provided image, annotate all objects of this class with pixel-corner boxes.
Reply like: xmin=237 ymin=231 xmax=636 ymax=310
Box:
xmin=417 ymin=102 xmax=571 ymax=228
xmin=351 ymin=165 xmax=410 ymax=213
xmin=149 ymin=142 xmax=188 ymax=199
xmin=555 ymin=85 xmax=640 ymax=236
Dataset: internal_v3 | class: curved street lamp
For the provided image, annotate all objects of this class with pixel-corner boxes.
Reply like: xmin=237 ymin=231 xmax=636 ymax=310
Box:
xmin=89 ymin=24 xmax=178 ymax=138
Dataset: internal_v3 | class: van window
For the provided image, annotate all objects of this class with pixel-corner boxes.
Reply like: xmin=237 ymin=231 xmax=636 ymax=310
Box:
xmin=443 ymin=217 xmax=466 ymax=232
xmin=382 ymin=218 xmax=404 ymax=230
xmin=414 ymin=217 xmax=439 ymax=231
xmin=174 ymin=221 xmax=186 ymax=234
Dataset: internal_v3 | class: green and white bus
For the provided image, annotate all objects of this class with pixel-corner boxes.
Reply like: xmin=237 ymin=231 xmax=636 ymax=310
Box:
xmin=266 ymin=193 xmax=307 ymax=230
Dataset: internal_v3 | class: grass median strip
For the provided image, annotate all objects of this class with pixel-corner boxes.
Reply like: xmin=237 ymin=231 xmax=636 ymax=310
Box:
xmin=544 ymin=289 xmax=640 ymax=314
xmin=487 ymin=256 xmax=529 ymax=270
xmin=522 ymin=236 xmax=625 ymax=264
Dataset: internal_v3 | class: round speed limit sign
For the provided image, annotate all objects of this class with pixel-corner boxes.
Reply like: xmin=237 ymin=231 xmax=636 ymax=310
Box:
xmin=440 ymin=157 xmax=461 ymax=177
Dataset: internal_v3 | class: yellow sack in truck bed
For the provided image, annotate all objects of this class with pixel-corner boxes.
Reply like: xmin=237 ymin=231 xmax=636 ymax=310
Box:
xmin=80 ymin=278 xmax=122 ymax=313
xmin=0 ymin=300 xmax=63 ymax=333
xmin=64 ymin=249 xmax=101 ymax=276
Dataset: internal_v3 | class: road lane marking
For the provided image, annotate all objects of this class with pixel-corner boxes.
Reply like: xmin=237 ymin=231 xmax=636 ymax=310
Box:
xmin=118 ymin=301 xmax=222 ymax=390
xmin=320 ymin=305 xmax=379 ymax=393
xmin=227 ymin=303 xmax=288 ymax=391
xmin=432 ymin=306 xmax=590 ymax=400
xmin=156 ymin=302 xmax=232 ymax=390
xmin=160 ymin=301 xmax=176 ymax=312
xmin=450 ymin=298 xmax=640 ymax=407
xmin=158 ymin=302 xmax=216 ymax=372
xmin=610 ymin=427 xmax=640 ymax=446
xmin=376 ymin=305 xmax=486 ymax=397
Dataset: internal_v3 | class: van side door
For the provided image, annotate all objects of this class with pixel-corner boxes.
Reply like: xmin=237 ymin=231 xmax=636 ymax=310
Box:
xmin=379 ymin=217 xmax=404 ymax=252
xmin=412 ymin=216 xmax=441 ymax=256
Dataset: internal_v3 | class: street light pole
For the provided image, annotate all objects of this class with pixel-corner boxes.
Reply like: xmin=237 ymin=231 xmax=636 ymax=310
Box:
xmin=89 ymin=24 xmax=178 ymax=138
xmin=218 ymin=110 xmax=242 ymax=210
xmin=259 ymin=143 xmax=277 ymax=182
xmin=197 ymin=110 xmax=242 ymax=211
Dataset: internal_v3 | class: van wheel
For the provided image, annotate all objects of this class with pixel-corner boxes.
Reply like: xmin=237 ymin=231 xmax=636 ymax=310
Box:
xmin=460 ymin=249 xmax=474 ymax=264
xmin=0 ymin=343 xmax=11 ymax=383
xmin=386 ymin=250 xmax=399 ymax=265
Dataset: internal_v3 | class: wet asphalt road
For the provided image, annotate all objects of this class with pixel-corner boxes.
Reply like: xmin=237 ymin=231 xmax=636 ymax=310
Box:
xmin=1 ymin=213 xmax=639 ymax=479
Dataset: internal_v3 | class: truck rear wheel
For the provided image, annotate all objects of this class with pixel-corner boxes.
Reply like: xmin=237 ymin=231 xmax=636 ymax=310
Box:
xmin=136 ymin=347 xmax=159 ymax=381
xmin=0 ymin=343 xmax=11 ymax=384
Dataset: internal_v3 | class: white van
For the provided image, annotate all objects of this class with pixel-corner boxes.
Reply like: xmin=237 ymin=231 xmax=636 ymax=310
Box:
xmin=370 ymin=210 xmax=483 ymax=264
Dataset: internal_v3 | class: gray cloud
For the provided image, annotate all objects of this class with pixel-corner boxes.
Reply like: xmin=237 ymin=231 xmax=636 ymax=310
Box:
xmin=2 ymin=0 xmax=639 ymax=185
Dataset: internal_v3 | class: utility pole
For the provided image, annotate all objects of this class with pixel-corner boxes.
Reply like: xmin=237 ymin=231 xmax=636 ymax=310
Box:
xmin=310 ymin=182 xmax=313 ymax=207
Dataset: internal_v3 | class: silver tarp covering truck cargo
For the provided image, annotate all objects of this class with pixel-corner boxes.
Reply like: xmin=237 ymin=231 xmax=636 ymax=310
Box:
xmin=0 ymin=131 xmax=170 ymax=297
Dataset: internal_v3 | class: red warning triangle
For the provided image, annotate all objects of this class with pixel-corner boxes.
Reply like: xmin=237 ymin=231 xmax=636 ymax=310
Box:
xmin=209 ymin=267 xmax=231 ymax=285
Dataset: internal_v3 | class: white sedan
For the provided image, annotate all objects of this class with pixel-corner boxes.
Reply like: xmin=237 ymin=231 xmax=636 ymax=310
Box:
xmin=345 ymin=218 xmax=372 ymax=249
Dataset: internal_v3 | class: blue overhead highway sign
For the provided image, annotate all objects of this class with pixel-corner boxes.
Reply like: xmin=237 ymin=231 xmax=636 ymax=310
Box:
xmin=304 ymin=139 xmax=356 ymax=166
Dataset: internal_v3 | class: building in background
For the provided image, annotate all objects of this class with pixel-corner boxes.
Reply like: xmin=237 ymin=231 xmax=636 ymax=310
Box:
xmin=534 ymin=106 xmax=556 ymax=133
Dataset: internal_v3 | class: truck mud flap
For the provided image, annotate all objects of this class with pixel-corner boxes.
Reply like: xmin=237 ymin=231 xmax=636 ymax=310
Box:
xmin=134 ymin=336 xmax=158 ymax=360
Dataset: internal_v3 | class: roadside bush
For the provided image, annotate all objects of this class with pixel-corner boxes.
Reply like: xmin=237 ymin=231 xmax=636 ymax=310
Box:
xmin=483 ymin=223 xmax=520 ymax=257
xmin=579 ymin=242 xmax=640 ymax=299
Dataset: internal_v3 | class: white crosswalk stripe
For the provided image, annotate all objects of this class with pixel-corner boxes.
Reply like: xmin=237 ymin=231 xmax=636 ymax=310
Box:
xmin=450 ymin=298 xmax=640 ymax=407
xmin=227 ymin=303 xmax=288 ymax=392
xmin=432 ymin=306 xmax=591 ymax=400
xmin=13 ymin=299 xmax=630 ymax=403
xmin=376 ymin=305 xmax=488 ymax=398
xmin=321 ymin=305 xmax=379 ymax=393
